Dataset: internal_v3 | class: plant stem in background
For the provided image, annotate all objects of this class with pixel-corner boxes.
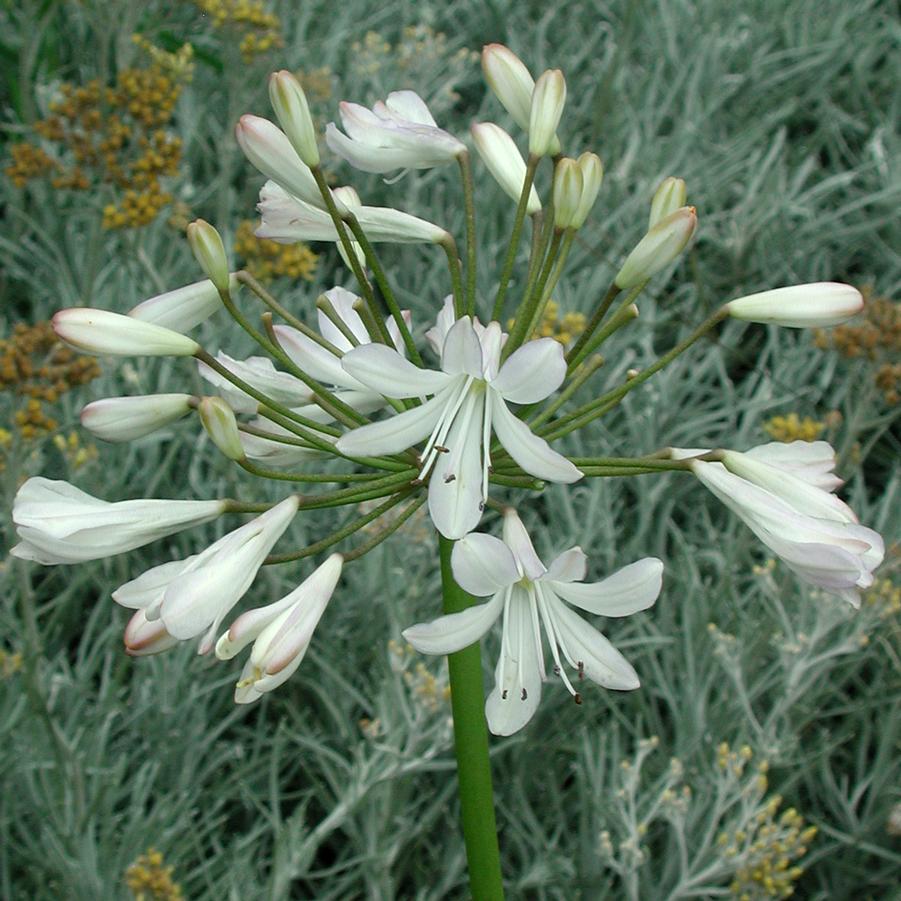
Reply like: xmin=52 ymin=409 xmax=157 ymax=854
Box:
xmin=439 ymin=535 xmax=505 ymax=901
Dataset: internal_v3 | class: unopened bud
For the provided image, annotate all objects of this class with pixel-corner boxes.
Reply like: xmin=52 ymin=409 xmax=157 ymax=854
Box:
xmin=481 ymin=44 xmax=534 ymax=131
xmin=649 ymin=177 xmax=687 ymax=229
xmin=81 ymin=394 xmax=194 ymax=442
xmin=128 ymin=276 xmax=237 ymax=331
xmin=572 ymin=152 xmax=603 ymax=227
xmin=724 ymin=283 xmax=864 ymax=328
xmin=269 ymin=70 xmax=320 ymax=167
xmin=53 ymin=308 xmax=200 ymax=357
xmin=615 ymin=206 xmax=697 ymax=289
xmin=199 ymin=396 xmax=244 ymax=460
xmin=471 ymin=122 xmax=540 ymax=214
xmin=331 ymin=186 xmax=367 ymax=270
xmin=124 ymin=609 xmax=179 ymax=657
xmin=529 ymin=69 xmax=566 ymax=156
xmin=187 ymin=220 xmax=230 ymax=293
xmin=553 ymin=158 xmax=583 ymax=228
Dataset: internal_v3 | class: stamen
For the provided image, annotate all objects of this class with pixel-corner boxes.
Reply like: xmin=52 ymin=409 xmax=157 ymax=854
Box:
xmin=418 ymin=377 xmax=472 ymax=479
xmin=525 ymin=586 xmax=546 ymax=681
xmin=577 ymin=660 xmax=585 ymax=680
xmin=433 ymin=445 xmax=449 ymax=453
xmin=521 ymin=687 xmax=528 ymax=700
xmin=535 ymin=584 xmax=577 ymax=697
xmin=481 ymin=389 xmax=493 ymax=503
xmin=497 ymin=586 xmax=512 ymax=697
xmin=502 ymin=689 xmax=508 ymax=700
xmin=441 ymin=391 xmax=482 ymax=485
xmin=574 ymin=693 xmax=583 ymax=705
xmin=444 ymin=474 xmax=456 ymax=483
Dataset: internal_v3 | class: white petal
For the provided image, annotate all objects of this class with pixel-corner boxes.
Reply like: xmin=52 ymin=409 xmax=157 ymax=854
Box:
xmin=403 ymin=592 xmax=504 ymax=655
xmin=341 ymin=344 xmax=453 ymax=398
xmin=274 ymin=324 xmax=360 ymax=390
xmin=491 ymin=338 xmax=567 ymax=404
xmin=335 ymin=392 xmax=448 ymax=457
xmin=316 ymin=287 xmax=368 ymax=349
xmin=112 ymin=557 xmax=196 ymax=611
xmin=441 ymin=317 xmax=484 ymax=378
xmin=425 ymin=296 xmax=456 ymax=357
xmin=485 ymin=594 xmax=543 ymax=735
xmin=551 ymin=558 xmax=663 ymax=617
xmin=452 ymin=533 xmax=520 ymax=596
xmin=501 ymin=509 xmax=546 ymax=580
xmin=491 ymin=397 xmax=583 ymax=483
xmin=384 ymin=91 xmax=437 ymax=126
xmin=548 ymin=596 xmax=640 ymax=690
xmin=429 ymin=392 xmax=485 ymax=539
xmin=543 ymin=547 xmax=588 ymax=583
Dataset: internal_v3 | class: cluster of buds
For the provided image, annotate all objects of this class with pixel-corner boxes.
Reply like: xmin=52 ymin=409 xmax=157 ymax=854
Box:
xmin=9 ymin=46 xmax=880 ymax=734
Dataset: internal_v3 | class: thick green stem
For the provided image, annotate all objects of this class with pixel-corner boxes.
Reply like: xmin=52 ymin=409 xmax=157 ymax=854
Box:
xmin=439 ymin=536 xmax=505 ymax=901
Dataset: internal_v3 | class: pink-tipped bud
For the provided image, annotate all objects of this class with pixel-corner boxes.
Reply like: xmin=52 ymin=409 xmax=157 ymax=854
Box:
xmin=269 ymin=70 xmax=320 ymax=167
xmin=615 ymin=206 xmax=697 ymax=289
xmin=81 ymin=394 xmax=194 ymax=443
xmin=725 ymin=283 xmax=864 ymax=328
xmin=53 ymin=308 xmax=200 ymax=357
xmin=649 ymin=177 xmax=687 ymax=229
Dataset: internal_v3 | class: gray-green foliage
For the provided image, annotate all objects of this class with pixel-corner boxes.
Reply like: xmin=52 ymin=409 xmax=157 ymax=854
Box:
xmin=1 ymin=0 xmax=899 ymax=897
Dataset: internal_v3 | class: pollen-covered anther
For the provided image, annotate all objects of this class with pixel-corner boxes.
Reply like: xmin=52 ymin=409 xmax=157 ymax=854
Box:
xmin=574 ymin=692 xmax=583 ymax=705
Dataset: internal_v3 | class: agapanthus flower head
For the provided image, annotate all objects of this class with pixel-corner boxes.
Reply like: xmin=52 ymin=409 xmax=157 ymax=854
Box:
xmin=326 ymin=91 xmax=466 ymax=174
xmin=404 ymin=509 xmax=662 ymax=734
xmin=335 ymin=303 xmax=581 ymax=538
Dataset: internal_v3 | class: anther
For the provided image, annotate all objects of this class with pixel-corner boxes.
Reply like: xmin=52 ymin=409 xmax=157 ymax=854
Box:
xmin=577 ymin=660 xmax=585 ymax=680
xmin=502 ymin=689 xmax=508 ymax=700
xmin=434 ymin=445 xmax=450 ymax=453
xmin=444 ymin=473 xmax=456 ymax=483
xmin=521 ymin=688 xmax=528 ymax=701
xmin=574 ymin=692 xmax=583 ymax=705
xmin=553 ymin=664 xmax=561 ymax=675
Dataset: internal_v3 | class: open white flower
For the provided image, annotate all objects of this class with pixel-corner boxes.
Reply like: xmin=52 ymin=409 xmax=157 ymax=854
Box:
xmin=335 ymin=307 xmax=582 ymax=538
xmin=215 ymin=553 xmax=343 ymax=703
xmin=326 ymin=91 xmax=466 ymax=174
xmin=10 ymin=477 xmax=226 ymax=564
xmin=403 ymin=509 xmax=662 ymax=735
xmin=674 ymin=443 xmax=883 ymax=606
xmin=112 ymin=497 xmax=299 ymax=653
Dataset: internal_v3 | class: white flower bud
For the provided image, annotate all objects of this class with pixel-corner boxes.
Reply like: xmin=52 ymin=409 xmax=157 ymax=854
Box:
xmin=235 ymin=114 xmax=324 ymax=207
xmin=471 ymin=122 xmax=540 ymax=214
xmin=53 ymin=308 xmax=200 ymax=357
xmin=649 ymin=177 xmax=687 ymax=229
xmin=482 ymin=44 xmax=534 ymax=131
xmin=199 ymin=396 xmax=245 ymax=461
xmin=553 ymin=157 xmax=583 ymax=228
xmin=572 ymin=152 xmax=603 ymax=228
xmin=124 ymin=609 xmax=179 ymax=657
xmin=127 ymin=276 xmax=236 ymax=331
xmin=529 ymin=69 xmax=566 ymax=157
xmin=187 ymin=219 xmax=230 ymax=294
xmin=331 ymin=185 xmax=367 ymax=271
xmin=615 ymin=206 xmax=697 ymax=289
xmin=81 ymin=394 xmax=194 ymax=442
xmin=724 ymin=283 xmax=864 ymax=328
xmin=269 ymin=70 xmax=320 ymax=167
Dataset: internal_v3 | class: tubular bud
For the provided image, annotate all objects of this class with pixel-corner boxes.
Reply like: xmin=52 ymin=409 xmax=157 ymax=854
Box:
xmin=553 ymin=158 xmax=583 ymax=229
xmin=529 ymin=69 xmax=566 ymax=157
xmin=269 ymin=70 xmax=320 ymax=167
xmin=471 ymin=122 xmax=541 ymax=214
xmin=127 ymin=276 xmax=237 ymax=331
xmin=187 ymin=220 xmax=230 ymax=293
xmin=615 ymin=206 xmax=697 ymax=289
xmin=572 ymin=152 xmax=603 ymax=228
xmin=53 ymin=308 xmax=200 ymax=357
xmin=81 ymin=394 xmax=194 ymax=442
xmin=199 ymin=396 xmax=245 ymax=461
xmin=482 ymin=44 xmax=535 ymax=130
xmin=724 ymin=283 xmax=864 ymax=328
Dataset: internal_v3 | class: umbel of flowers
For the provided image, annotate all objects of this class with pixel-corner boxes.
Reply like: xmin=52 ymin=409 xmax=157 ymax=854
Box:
xmin=10 ymin=45 xmax=880 ymax=898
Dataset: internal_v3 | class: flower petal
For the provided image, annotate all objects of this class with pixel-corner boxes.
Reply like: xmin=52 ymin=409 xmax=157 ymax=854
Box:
xmin=341 ymin=344 xmax=453 ymax=398
xmin=543 ymin=547 xmax=588 ymax=583
xmin=274 ymin=324 xmax=360 ymax=390
xmin=548 ymin=596 xmax=640 ymax=689
xmin=551 ymin=558 xmax=663 ymax=617
xmin=403 ymin=592 xmax=504 ymax=655
xmin=452 ymin=533 xmax=520 ymax=596
xmin=384 ymin=90 xmax=438 ymax=126
xmin=441 ymin=317 xmax=484 ymax=378
xmin=491 ymin=397 xmax=583 ymax=483
xmin=501 ymin=509 xmax=546 ymax=580
xmin=335 ymin=391 xmax=448 ymax=457
xmin=491 ymin=338 xmax=566 ymax=404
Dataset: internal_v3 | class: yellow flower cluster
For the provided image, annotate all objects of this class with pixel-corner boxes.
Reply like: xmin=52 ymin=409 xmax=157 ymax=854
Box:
xmin=388 ymin=639 xmax=451 ymax=712
xmin=297 ymin=66 xmax=334 ymax=104
xmin=864 ymin=574 xmax=901 ymax=618
xmin=233 ymin=220 xmax=319 ymax=282
xmin=507 ymin=301 xmax=587 ymax=348
xmin=130 ymin=35 xmax=195 ymax=83
xmin=191 ymin=0 xmax=283 ymax=61
xmin=53 ymin=431 xmax=98 ymax=470
xmin=815 ymin=287 xmax=901 ymax=405
xmin=0 ymin=648 xmax=23 ymax=678
xmin=762 ymin=413 xmax=826 ymax=442
xmin=6 ymin=57 xmax=184 ymax=230
xmin=125 ymin=848 xmax=183 ymax=901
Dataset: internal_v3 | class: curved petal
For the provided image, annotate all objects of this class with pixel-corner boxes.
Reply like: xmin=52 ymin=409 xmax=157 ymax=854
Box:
xmin=341 ymin=344 xmax=453 ymax=398
xmin=429 ymin=392 xmax=485 ymax=539
xmin=425 ymin=296 xmax=456 ymax=358
xmin=485 ymin=594 xmax=543 ymax=735
xmin=549 ymin=597 xmax=640 ymax=690
xmin=491 ymin=397 xmax=583 ymax=483
xmin=403 ymin=591 xmax=504 ymax=655
xmin=335 ymin=391 xmax=448 ymax=457
xmin=274 ymin=325 xmax=359 ymax=390
xmin=551 ymin=558 xmax=663 ymax=616
xmin=543 ymin=546 xmax=588 ymax=583
xmin=384 ymin=90 xmax=438 ymax=126
xmin=441 ymin=317 xmax=484 ymax=377
xmin=492 ymin=338 xmax=566 ymax=403
xmin=317 ymin=287 xmax=368 ymax=349
xmin=501 ymin=509 xmax=546 ymax=580
xmin=452 ymin=533 xmax=520 ymax=596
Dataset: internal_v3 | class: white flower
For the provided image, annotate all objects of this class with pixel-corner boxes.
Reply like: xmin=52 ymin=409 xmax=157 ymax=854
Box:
xmin=335 ymin=305 xmax=582 ymax=538
xmin=470 ymin=122 xmax=541 ymax=214
xmin=676 ymin=442 xmax=884 ymax=606
xmin=215 ymin=553 xmax=343 ymax=703
xmin=10 ymin=477 xmax=226 ymax=564
xmin=81 ymin=394 xmax=194 ymax=443
xmin=53 ymin=308 xmax=200 ymax=357
xmin=325 ymin=91 xmax=466 ymax=174
xmin=724 ymin=283 xmax=864 ymax=328
xmin=255 ymin=181 xmax=448 ymax=245
xmin=127 ymin=276 xmax=236 ymax=331
xmin=403 ymin=510 xmax=661 ymax=735
xmin=112 ymin=497 xmax=299 ymax=653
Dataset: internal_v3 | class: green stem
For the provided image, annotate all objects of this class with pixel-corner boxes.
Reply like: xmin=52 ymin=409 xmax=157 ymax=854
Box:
xmin=528 ymin=354 xmax=605 ymax=427
xmin=565 ymin=283 xmax=624 ymax=369
xmin=238 ymin=459 xmax=399 ymax=484
xmin=439 ymin=536 xmax=505 ymax=901
xmin=566 ymin=300 xmax=639 ymax=376
xmin=458 ymin=152 xmax=478 ymax=317
xmin=442 ymin=237 xmax=465 ymax=318
xmin=343 ymin=494 xmax=427 ymax=561
xmin=492 ymin=155 xmax=540 ymax=322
